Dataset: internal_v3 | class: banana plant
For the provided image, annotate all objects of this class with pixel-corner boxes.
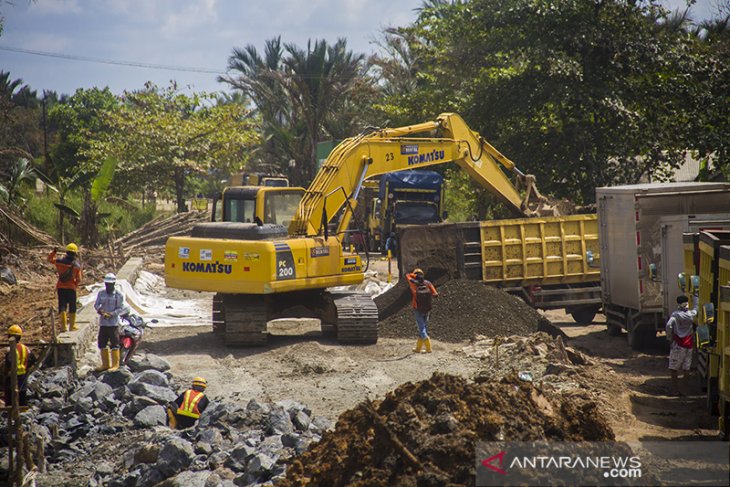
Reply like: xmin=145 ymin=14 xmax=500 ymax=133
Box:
xmin=78 ymin=156 xmax=118 ymax=246
xmin=0 ymin=158 xmax=38 ymax=207
xmin=41 ymin=170 xmax=93 ymax=243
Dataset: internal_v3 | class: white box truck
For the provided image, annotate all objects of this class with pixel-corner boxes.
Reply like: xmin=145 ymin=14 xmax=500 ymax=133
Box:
xmin=597 ymin=182 xmax=730 ymax=349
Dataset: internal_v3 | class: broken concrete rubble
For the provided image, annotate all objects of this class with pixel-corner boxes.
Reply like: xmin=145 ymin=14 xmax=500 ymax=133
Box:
xmin=2 ymin=352 xmax=334 ymax=486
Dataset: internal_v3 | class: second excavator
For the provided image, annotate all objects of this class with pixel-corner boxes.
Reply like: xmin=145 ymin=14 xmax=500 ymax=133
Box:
xmin=165 ymin=113 xmax=553 ymax=346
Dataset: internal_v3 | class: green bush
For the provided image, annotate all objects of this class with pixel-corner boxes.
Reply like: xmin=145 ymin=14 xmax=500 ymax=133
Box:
xmin=22 ymin=188 xmax=160 ymax=245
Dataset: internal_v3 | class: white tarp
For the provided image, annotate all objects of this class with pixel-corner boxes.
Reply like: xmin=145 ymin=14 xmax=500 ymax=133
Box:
xmin=79 ymin=270 xmax=210 ymax=328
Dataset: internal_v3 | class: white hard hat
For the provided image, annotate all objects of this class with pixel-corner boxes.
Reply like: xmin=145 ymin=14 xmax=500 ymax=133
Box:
xmin=103 ymin=273 xmax=117 ymax=283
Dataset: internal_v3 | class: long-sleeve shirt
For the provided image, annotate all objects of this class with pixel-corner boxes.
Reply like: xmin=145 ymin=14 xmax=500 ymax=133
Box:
xmin=406 ymin=273 xmax=438 ymax=309
xmin=48 ymin=250 xmax=82 ymax=290
xmin=666 ymin=296 xmax=699 ymax=338
xmin=94 ymin=290 xmax=125 ymax=327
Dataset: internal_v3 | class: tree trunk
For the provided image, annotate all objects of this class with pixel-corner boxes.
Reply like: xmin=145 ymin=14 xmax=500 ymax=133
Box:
xmin=58 ymin=195 xmax=65 ymax=244
xmin=78 ymin=191 xmax=98 ymax=247
xmin=174 ymin=168 xmax=187 ymax=213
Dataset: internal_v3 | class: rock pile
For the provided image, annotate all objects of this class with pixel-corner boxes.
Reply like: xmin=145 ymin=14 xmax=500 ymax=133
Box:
xmin=378 ymin=279 xmax=554 ymax=342
xmin=281 ymin=372 xmax=614 ymax=486
xmin=465 ymin=332 xmax=592 ymax=388
xmin=3 ymin=353 xmax=332 ymax=486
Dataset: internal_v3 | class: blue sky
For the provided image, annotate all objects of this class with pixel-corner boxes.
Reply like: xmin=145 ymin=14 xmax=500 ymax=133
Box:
xmin=0 ymin=0 xmax=719 ymax=97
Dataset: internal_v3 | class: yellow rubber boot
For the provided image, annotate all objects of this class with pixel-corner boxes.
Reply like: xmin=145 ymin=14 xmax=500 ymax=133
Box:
xmin=69 ymin=313 xmax=78 ymax=331
xmin=59 ymin=311 xmax=68 ymax=332
xmin=96 ymin=348 xmax=110 ymax=372
xmin=413 ymin=338 xmax=423 ymax=353
xmin=167 ymin=406 xmax=178 ymax=429
xmin=109 ymin=348 xmax=120 ymax=372
xmin=424 ymin=338 xmax=432 ymax=353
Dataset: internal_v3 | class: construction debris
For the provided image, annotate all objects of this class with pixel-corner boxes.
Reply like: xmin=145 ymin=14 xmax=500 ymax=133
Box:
xmin=113 ymin=212 xmax=208 ymax=256
xmin=280 ymin=372 xmax=614 ymax=486
xmin=4 ymin=354 xmax=333 ymax=486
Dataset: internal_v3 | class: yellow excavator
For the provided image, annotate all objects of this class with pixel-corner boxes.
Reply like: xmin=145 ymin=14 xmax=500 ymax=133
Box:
xmin=165 ymin=113 xmax=550 ymax=345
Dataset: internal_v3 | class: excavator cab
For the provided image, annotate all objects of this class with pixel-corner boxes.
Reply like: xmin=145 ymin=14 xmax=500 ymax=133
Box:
xmin=212 ymin=186 xmax=305 ymax=228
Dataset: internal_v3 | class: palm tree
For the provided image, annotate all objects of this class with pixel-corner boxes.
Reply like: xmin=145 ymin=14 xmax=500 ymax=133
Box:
xmin=219 ymin=38 xmax=369 ymax=185
xmin=281 ymin=38 xmax=366 ymax=183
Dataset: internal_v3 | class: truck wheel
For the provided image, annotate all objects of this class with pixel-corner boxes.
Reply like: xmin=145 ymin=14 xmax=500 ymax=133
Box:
xmin=627 ymin=315 xmax=654 ymax=350
xmin=571 ymin=307 xmax=598 ymax=325
xmin=606 ymin=323 xmax=623 ymax=336
xmin=707 ymin=376 xmax=719 ymax=416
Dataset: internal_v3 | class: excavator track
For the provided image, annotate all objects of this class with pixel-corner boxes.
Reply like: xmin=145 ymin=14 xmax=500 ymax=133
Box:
xmin=220 ymin=294 xmax=268 ymax=347
xmin=212 ymin=293 xmax=225 ymax=335
xmin=332 ymin=293 xmax=379 ymax=344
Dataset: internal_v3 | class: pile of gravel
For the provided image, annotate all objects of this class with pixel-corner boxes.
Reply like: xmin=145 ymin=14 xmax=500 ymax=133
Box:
xmin=379 ymin=279 xmax=551 ymax=342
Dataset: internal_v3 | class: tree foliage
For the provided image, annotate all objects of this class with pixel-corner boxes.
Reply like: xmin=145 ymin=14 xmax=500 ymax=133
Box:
xmin=84 ymin=84 xmax=260 ymax=212
xmin=375 ymin=0 xmax=730 ymax=208
xmin=219 ymin=38 xmax=376 ymax=185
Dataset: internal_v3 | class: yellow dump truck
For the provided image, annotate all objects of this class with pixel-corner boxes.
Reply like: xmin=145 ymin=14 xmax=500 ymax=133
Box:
xmin=682 ymin=230 xmax=730 ymax=415
xmin=397 ymin=214 xmax=602 ymax=323
xmin=717 ymin=251 xmax=730 ymax=438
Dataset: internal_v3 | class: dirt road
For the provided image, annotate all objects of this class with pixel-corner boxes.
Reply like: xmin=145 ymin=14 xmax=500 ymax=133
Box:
xmin=142 ymin=327 xmax=484 ymax=418
xmin=542 ymin=309 xmax=718 ymax=442
xmin=141 ymin=306 xmax=721 ymax=440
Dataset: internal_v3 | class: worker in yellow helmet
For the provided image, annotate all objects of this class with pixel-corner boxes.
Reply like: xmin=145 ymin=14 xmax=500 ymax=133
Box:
xmin=3 ymin=325 xmax=37 ymax=407
xmin=47 ymin=243 xmax=83 ymax=332
xmin=406 ymin=268 xmax=439 ymax=353
xmin=166 ymin=377 xmax=209 ymax=430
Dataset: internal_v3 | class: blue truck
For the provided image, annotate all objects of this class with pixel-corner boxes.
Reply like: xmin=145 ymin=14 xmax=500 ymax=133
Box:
xmin=365 ymin=170 xmax=445 ymax=253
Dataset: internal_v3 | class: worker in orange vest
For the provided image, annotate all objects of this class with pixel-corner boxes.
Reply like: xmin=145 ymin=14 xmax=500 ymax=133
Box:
xmin=167 ymin=377 xmax=209 ymax=429
xmin=406 ymin=268 xmax=438 ymax=353
xmin=3 ymin=325 xmax=37 ymax=407
xmin=48 ymin=243 xmax=83 ymax=332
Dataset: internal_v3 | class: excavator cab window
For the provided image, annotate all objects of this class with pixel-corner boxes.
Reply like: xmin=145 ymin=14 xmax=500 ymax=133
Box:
xmin=263 ymin=191 xmax=302 ymax=228
xmin=226 ymin=198 xmax=256 ymax=223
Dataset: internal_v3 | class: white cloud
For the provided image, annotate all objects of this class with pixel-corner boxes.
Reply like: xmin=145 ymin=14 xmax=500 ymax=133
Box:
xmin=160 ymin=0 xmax=219 ymax=40
xmin=30 ymin=0 xmax=82 ymax=15
xmin=24 ymin=33 xmax=72 ymax=52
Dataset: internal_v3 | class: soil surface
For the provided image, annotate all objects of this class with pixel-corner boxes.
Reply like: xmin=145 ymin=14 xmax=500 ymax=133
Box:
xmin=541 ymin=309 xmax=718 ymax=442
xmin=281 ymin=372 xmax=613 ymax=486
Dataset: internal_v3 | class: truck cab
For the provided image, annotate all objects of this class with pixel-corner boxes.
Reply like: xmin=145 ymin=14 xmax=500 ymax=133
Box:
xmin=365 ymin=170 xmax=445 ymax=252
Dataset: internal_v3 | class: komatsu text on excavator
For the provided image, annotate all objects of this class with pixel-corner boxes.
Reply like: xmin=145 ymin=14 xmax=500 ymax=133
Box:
xmin=165 ymin=113 xmax=550 ymax=346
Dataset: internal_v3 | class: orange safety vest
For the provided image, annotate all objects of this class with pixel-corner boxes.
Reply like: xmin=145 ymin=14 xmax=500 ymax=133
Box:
xmin=15 ymin=344 xmax=29 ymax=375
xmin=176 ymin=389 xmax=205 ymax=419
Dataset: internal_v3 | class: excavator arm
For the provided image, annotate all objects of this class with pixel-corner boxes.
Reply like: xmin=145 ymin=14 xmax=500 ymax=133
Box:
xmin=289 ymin=113 xmax=547 ymax=237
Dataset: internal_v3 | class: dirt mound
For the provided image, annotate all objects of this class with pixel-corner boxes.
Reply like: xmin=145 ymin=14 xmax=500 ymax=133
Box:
xmin=280 ymin=372 xmax=613 ymax=486
xmin=378 ymin=279 xmax=551 ymax=342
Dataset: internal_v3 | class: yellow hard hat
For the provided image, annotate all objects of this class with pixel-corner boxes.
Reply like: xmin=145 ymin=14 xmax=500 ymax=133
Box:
xmin=66 ymin=243 xmax=79 ymax=253
xmin=413 ymin=268 xmax=424 ymax=275
xmin=192 ymin=377 xmax=207 ymax=389
xmin=7 ymin=325 xmax=22 ymax=337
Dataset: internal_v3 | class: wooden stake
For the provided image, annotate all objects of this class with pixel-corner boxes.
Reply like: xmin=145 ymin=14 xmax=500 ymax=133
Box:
xmin=50 ymin=308 xmax=58 ymax=366
xmin=9 ymin=336 xmax=23 ymax=486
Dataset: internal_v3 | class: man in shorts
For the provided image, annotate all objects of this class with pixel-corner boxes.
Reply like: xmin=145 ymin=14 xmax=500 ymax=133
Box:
xmin=665 ymin=293 xmax=698 ymax=396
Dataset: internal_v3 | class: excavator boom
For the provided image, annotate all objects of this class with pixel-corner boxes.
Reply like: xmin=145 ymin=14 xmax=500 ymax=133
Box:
xmin=289 ymin=113 xmax=546 ymax=237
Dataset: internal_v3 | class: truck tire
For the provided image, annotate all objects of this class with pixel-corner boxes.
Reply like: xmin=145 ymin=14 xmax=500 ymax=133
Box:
xmin=627 ymin=315 xmax=654 ymax=350
xmin=570 ymin=307 xmax=598 ymax=325
xmin=707 ymin=376 xmax=719 ymax=416
xmin=606 ymin=323 xmax=623 ymax=336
